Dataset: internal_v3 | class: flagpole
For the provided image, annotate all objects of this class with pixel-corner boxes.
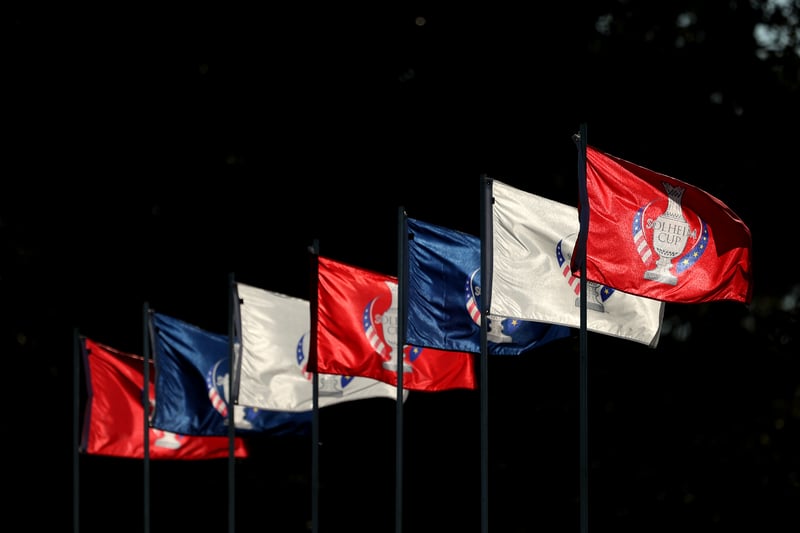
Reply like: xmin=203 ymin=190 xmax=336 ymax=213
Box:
xmin=142 ymin=302 xmax=151 ymax=533
xmin=308 ymin=239 xmax=321 ymax=533
xmin=227 ymin=272 xmax=237 ymax=533
xmin=396 ymin=206 xmax=407 ymax=533
xmin=73 ymin=327 xmax=81 ymax=533
xmin=479 ymin=174 xmax=492 ymax=533
xmin=574 ymin=123 xmax=590 ymax=533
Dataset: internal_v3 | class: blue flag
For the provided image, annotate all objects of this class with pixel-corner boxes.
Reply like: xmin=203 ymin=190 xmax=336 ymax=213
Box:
xmin=406 ymin=217 xmax=571 ymax=355
xmin=150 ymin=311 xmax=311 ymax=436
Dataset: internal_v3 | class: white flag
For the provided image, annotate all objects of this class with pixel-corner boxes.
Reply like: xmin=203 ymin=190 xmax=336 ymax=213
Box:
xmin=489 ymin=179 xmax=664 ymax=347
xmin=233 ymin=282 xmax=406 ymax=412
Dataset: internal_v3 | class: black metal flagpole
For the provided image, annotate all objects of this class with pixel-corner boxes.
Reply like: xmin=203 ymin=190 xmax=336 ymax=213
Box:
xmin=479 ymin=174 xmax=492 ymax=533
xmin=309 ymin=239 xmax=321 ymax=533
xmin=396 ymin=206 xmax=407 ymax=533
xmin=227 ymin=272 xmax=237 ymax=533
xmin=142 ymin=302 xmax=151 ymax=533
xmin=574 ymin=123 xmax=590 ymax=533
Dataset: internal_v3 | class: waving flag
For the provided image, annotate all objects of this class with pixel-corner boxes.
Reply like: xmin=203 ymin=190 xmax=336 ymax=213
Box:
xmin=488 ymin=179 xmax=664 ymax=347
xmin=149 ymin=311 xmax=311 ymax=437
xmin=573 ymin=144 xmax=753 ymax=304
xmin=312 ymin=256 xmax=477 ymax=391
xmin=233 ymin=282 xmax=405 ymax=412
xmin=80 ymin=336 xmax=247 ymax=460
xmin=406 ymin=216 xmax=571 ymax=354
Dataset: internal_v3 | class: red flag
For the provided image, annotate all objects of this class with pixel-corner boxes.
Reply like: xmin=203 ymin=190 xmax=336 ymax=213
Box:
xmin=80 ymin=337 xmax=248 ymax=459
xmin=573 ymin=145 xmax=753 ymax=305
xmin=312 ymin=256 xmax=477 ymax=391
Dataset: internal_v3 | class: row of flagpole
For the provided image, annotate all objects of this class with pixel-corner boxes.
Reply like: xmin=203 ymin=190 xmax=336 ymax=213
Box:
xmin=72 ymin=229 xmax=534 ymax=533
xmin=73 ymin=123 xmax=752 ymax=533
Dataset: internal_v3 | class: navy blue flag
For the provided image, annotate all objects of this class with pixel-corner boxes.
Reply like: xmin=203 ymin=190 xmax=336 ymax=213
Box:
xmin=405 ymin=217 xmax=572 ymax=355
xmin=150 ymin=311 xmax=311 ymax=436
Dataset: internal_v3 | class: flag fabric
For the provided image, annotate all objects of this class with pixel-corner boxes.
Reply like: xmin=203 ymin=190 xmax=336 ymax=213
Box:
xmin=233 ymin=282 xmax=406 ymax=412
xmin=488 ymin=179 xmax=665 ymax=347
xmin=573 ymin=144 xmax=753 ymax=304
xmin=405 ymin=216 xmax=571 ymax=354
xmin=149 ymin=311 xmax=311 ymax=437
xmin=312 ymin=255 xmax=477 ymax=391
xmin=80 ymin=336 xmax=247 ymax=460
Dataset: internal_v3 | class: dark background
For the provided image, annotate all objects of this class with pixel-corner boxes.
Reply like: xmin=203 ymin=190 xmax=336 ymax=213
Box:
xmin=6 ymin=3 xmax=799 ymax=532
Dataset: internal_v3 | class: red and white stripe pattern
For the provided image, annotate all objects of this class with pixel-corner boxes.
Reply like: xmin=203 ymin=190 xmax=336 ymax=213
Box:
xmin=206 ymin=361 xmax=228 ymax=418
xmin=363 ymin=298 xmax=391 ymax=358
xmin=465 ymin=269 xmax=481 ymax=326
xmin=556 ymin=238 xmax=581 ymax=296
xmin=632 ymin=204 xmax=654 ymax=266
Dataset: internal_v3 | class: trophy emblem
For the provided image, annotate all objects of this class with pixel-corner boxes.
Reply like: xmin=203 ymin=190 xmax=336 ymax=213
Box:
xmin=364 ymin=281 xmax=411 ymax=373
xmin=318 ymin=374 xmax=344 ymax=396
xmin=487 ymin=316 xmax=512 ymax=343
xmin=207 ymin=358 xmax=231 ymax=420
xmin=576 ymin=281 xmax=606 ymax=312
xmin=464 ymin=268 xmax=512 ymax=343
xmin=154 ymin=429 xmax=182 ymax=450
xmin=556 ymin=233 xmax=607 ymax=312
xmin=644 ymin=182 xmax=694 ymax=285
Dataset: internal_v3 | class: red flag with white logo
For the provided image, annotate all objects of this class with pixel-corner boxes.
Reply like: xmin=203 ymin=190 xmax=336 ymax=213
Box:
xmin=311 ymin=256 xmax=477 ymax=391
xmin=573 ymin=145 xmax=753 ymax=305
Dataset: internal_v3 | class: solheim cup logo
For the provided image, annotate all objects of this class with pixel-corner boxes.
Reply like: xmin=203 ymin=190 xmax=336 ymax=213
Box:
xmin=206 ymin=358 xmax=260 ymax=428
xmin=207 ymin=359 xmax=232 ymax=419
xmin=363 ymin=281 xmax=411 ymax=373
xmin=636 ymin=182 xmax=707 ymax=285
xmin=464 ymin=268 xmax=512 ymax=343
xmin=153 ymin=430 xmax=183 ymax=449
xmin=556 ymin=233 xmax=610 ymax=312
